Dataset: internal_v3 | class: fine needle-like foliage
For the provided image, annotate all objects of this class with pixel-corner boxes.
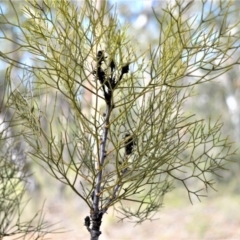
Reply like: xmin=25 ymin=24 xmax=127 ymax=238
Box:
xmin=0 ymin=75 xmax=56 ymax=239
xmin=0 ymin=0 xmax=239 ymax=239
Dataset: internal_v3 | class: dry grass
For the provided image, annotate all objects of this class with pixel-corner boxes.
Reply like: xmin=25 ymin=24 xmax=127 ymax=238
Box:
xmin=4 ymin=185 xmax=240 ymax=240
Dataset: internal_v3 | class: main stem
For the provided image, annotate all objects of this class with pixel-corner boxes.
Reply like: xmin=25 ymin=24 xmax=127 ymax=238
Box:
xmin=90 ymin=101 xmax=111 ymax=240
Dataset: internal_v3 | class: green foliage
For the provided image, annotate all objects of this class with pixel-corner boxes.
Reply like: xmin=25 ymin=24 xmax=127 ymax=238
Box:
xmin=0 ymin=77 xmax=56 ymax=239
xmin=0 ymin=0 xmax=239 ymax=238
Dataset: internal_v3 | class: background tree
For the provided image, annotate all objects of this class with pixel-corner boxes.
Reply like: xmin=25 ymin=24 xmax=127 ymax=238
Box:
xmin=0 ymin=0 xmax=239 ymax=239
xmin=0 ymin=75 xmax=55 ymax=239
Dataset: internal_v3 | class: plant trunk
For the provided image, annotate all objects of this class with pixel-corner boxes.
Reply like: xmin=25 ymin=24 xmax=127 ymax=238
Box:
xmin=89 ymin=211 xmax=103 ymax=240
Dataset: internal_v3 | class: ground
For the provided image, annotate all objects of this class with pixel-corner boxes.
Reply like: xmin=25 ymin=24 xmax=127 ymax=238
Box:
xmin=4 ymin=186 xmax=240 ymax=240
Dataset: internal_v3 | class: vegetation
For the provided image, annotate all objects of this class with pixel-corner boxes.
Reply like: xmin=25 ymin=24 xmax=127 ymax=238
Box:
xmin=0 ymin=0 xmax=239 ymax=239
xmin=0 ymin=78 xmax=55 ymax=239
